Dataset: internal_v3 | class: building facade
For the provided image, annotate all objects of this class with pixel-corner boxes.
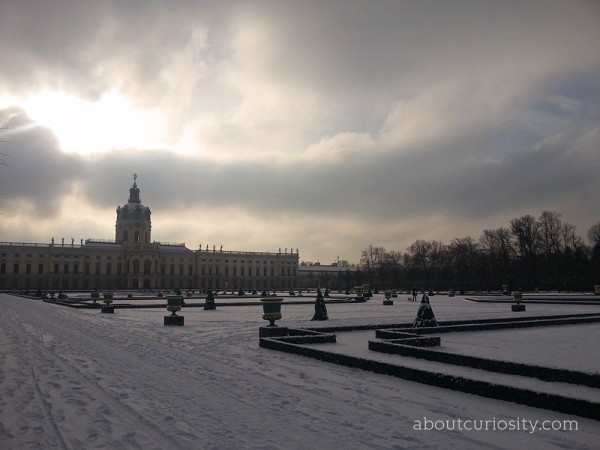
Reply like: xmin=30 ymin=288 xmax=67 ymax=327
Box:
xmin=0 ymin=179 xmax=299 ymax=291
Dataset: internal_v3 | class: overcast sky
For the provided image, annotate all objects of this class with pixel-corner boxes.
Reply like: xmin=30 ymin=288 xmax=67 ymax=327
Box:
xmin=1 ymin=0 xmax=599 ymax=263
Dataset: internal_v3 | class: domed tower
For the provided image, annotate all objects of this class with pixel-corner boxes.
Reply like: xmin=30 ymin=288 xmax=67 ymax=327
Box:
xmin=115 ymin=174 xmax=152 ymax=247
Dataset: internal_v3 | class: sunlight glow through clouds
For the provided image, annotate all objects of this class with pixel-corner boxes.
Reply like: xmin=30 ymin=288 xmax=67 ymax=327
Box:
xmin=23 ymin=91 xmax=166 ymax=154
xmin=0 ymin=1 xmax=599 ymax=262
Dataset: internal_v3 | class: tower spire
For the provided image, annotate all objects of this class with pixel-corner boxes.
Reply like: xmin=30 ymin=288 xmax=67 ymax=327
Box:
xmin=128 ymin=173 xmax=141 ymax=203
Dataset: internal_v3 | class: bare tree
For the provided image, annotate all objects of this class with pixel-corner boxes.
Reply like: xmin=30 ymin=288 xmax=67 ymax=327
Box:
xmin=359 ymin=245 xmax=387 ymax=288
xmin=588 ymin=222 xmax=600 ymax=247
xmin=480 ymin=227 xmax=516 ymax=289
xmin=539 ymin=211 xmax=563 ymax=256
xmin=359 ymin=245 xmax=387 ymax=271
xmin=407 ymin=240 xmax=432 ymax=274
xmin=449 ymin=237 xmax=479 ymax=291
xmin=562 ymin=223 xmax=583 ymax=250
xmin=480 ymin=227 xmax=515 ymax=259
xmin=510 ymin=215 xmax=541 ymax=259
xmin=587 ymin=222 xmax=600 ymax=273
xmin=406 ymin=240 xmax=448 ymax=289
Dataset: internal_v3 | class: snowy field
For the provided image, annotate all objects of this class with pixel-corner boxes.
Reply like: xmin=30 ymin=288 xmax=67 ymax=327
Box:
xmin=1 ymin=293 xmax=600 ymax=449
xmin=433 ymin=324 xmax=600 ymax=373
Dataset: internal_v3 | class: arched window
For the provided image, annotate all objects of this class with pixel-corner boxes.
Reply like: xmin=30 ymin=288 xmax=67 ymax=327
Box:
xmin=133 ymin=259 xmax=140 ymax=274
xmin=123 ymin=230 xmax=128 ymax=242
xmin=144 ymin=259 xmax=152 ymax=275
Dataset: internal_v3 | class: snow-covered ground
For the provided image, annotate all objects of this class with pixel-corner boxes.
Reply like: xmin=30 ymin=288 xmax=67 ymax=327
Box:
xmin=433 ymin=324 xmax=600 ymax=373
xmin=1 ymin=293 xmax=599 ymax=449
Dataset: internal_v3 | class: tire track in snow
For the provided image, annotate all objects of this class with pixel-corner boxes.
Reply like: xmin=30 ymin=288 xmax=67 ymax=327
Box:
xmin=30 ymin=366 xmax=68 ymax=450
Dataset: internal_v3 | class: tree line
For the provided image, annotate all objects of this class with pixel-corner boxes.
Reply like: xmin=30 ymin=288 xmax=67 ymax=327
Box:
xmin=356 ymin=211 xmax=600 ymax=293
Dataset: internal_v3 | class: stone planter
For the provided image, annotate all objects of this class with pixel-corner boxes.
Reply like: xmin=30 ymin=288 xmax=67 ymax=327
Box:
xmin=512 ymin=291 xmax=525 ymax=312
xmin=354 ymin=285 xmax=365 ymax=301
xmin=101 ymin=292 xmax=114 ymax=313
xmin=90 ymin=291 xmax=101 ymax=308
xmin=383 ymin=290 xmax=393 ymax=305
xmin=261 ymin=297 xmax=283 ymax=327
xmin=164 ymin=295 xmax=184 ymax=325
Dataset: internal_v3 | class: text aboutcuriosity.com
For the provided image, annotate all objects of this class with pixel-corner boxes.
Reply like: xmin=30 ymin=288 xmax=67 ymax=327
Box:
xmin=413 ymin=417 xmax=578 ymax=434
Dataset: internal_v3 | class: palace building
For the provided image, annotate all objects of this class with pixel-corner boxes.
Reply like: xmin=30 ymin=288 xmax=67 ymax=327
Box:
xmin=0 ymin=178 xmax=299 ymax=291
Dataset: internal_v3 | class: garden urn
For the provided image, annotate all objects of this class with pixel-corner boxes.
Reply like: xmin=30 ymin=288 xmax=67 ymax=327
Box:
xmin=261 ymin=297 xmax=283 ymax=327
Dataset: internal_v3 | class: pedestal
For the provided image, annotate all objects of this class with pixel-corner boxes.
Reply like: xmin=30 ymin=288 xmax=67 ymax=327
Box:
xmin=164 ymin=315 xmax=184 ymax=326
xmin=511 ymin=304 xmax=526 ymax=312
xmin=355 ymin=296 xmax=366 ymax=303
xmin=383 ymin=300 xmax=394 ymax=305
xmin=101 ymin=306 xmax=115 ymax=313
xmin=259 ymin=326 xmax=288 ymax=338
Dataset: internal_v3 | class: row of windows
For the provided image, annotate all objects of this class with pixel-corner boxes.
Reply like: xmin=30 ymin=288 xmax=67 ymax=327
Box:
xmin=199 ymin=259 xmax=295 ymax=266
xmin=0 ymin=262 xmax=125 ymax=276
xmin=0 ymin=261 xmax=288 ymax=277
xmin=1 ymin=253 xmax=123 ymax=261
xmin=50 ymin=254 xmax=121 ymax=260
xmin=1 ymin=262 xmax=298 ymax=277
xmin=0 ymin=262 xmax=197 ymax=277
xmin=199 ymin=267 xmax=296 ymax=276
xmin=2 ymin=254 xmax=295 ymax=264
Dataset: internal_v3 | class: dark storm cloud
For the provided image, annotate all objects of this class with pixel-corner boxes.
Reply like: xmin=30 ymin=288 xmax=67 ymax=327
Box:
xmin=0 ymin=108 xmax=83 ymax=216
xmin=66 ymin=116 xmax=600 ymax=223
xmin=1 ymin=100 xmax=599 ymax=258
xmin=1 ymin=0 xmax=600 ymax=260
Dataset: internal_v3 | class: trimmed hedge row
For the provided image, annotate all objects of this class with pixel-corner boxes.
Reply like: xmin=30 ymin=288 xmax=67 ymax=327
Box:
xmin=259 ymin=334 xmax=600 ymax=420
xmin=43 ymin=299 xmax=94 ymax=309
xmin=388 ymin=315 xmax=600 ymax=335
xmin=276 ymin=335 xmax=337 ymax=345
xmin=384 ymin=336 xmax=441 ymax=347
xmin=368 ymin=340 xmax=600 ymax=388
xmin=304 ymin=313 xmax=600 ymax=334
